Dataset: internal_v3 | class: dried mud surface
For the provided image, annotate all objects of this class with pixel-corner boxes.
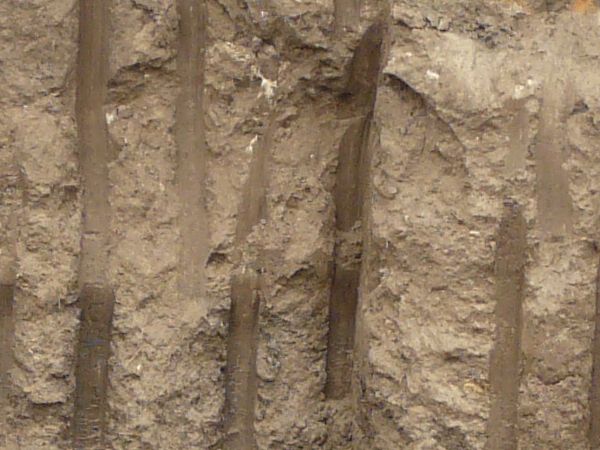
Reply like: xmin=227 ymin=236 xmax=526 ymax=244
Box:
xmin=2 ymin=1 xmax=600 ymax=449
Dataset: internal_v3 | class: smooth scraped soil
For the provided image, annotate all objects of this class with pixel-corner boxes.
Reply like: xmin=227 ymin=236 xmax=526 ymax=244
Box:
xmin=3 ymin=1 xmax=600 ymax=449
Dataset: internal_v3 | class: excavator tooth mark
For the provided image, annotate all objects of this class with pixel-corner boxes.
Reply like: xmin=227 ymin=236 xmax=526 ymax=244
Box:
xmin=485 ymin=201 xmax=527 ymax=450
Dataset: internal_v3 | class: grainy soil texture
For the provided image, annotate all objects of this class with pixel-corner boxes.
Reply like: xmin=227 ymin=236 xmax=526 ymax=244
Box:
xmin=2 ymin=0 xmax=600 ymax=449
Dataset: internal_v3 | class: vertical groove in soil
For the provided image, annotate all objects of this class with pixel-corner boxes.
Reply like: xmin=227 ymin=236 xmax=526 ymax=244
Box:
xmin=325 ymin=118 xmax=372 ymax=399
xmin=223 ymin=272 xmax=261 ymax=450
xmin=325 ymin=22 xmax=385 ymax=400
xmin=223 ymin=125 xmax=272 ymax=450
xmin=0 ymin=284 xmax=14 ymax=446
xmin=175 ymin=0 xmax=209 ymax=303
xmin=486 ymin=202 xmax=527 ymax=450
xmin=589 ymin=254 xmax=600 ymax=447
xmin=72 ymin=1 xmax=114 ymax=447
xmin=334 ymin=0 xmax=361 ymax=32
xmin=72 ymin=287 xmax=115 ymax=449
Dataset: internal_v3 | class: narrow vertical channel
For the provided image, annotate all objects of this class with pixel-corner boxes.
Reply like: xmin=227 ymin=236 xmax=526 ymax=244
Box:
xmin=485 ymin=201 xmax=527 ymax=450
xmin=0 ymin=283 xmax=14 ymax=446
xmin=589 ymin=253 xmax=600 ymax=447
xmin=222 ymin=126 xmax=272 ymax=450
xmin=324 ymin=118 xmax=371 ymax=399
xmin=175 ymin=0 xmax=209 ymax=304
xmin=223 ymin=271 xmax=261 ymax=450
xmin=334 ymin=0 xmax=360 ymax=32
xmin=72 ymin=1 xmax=115 ymax=447
xmin=0 ymin=211 xmax=16 ymax=446
xmin=504 ymin=99 xmax=528 ymax=176
xmin=325 ymin=22 xmax=385 ymax=399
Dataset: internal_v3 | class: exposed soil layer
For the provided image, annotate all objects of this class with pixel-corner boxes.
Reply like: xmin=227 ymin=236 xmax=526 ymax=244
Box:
xmin=486 ymin=202 xmax=526 ymax=450
xmin=3 ymin=1 xmax=600 ymax=449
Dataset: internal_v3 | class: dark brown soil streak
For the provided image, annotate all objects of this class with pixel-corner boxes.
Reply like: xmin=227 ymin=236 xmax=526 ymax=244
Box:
xmin=72 ymin=286 xmax=115 ymax=449
xmin=223 ymin=126 xmax=272 ymax=449
xmin=72 ymin=1 xmax=114 ymax=447
xmin=589 ymin=254 xmax=600 ymax=447
xmin=485 ymin=202 xmax=526 ymax=450
xmin=176 ymin=0 xmax=209 ymax=302
xmin=223 ymin=272 xmax=261 ymax=450
xmin=325 ymin=22 xmax=384 ymax=400
xmin=0 ymin=284 xmax=14 ymax=445
xmin=325 ymin=118 xmax=372 ymax=399
xmin=325 ymin=266 xmax=360 ymax=399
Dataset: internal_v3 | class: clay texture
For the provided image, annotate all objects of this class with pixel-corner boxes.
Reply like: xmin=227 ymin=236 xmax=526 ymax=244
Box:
xmin=2 ymin=1 xmax=600 ymax=449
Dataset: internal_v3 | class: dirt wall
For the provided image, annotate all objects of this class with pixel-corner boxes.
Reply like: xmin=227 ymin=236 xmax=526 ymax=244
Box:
xmin=2 ymin=1 xmax=600 ymax=449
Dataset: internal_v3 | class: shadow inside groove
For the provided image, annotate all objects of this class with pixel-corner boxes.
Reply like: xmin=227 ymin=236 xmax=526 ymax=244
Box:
xmin=222 ymin=121 xmax=272 ymax=449
xmin=223 ymin=272 xmax=261 ymax=450
xmin=73 ymin=1 xmax=114 ymax=446
xmin=175 ymin=0 xmax=209 ymax=302
xmin=589 ymin=254 xmax=600 ymax=447
xmin=0 ymin=284 xmax=14 ymax=446
xmin=334 ymin=0 xmax=360 ymax=32
xmin=485 ymin=202 xmax=526 ymax=450
xmin=325 ymin=266 xmax=360 ymax=398
xmin=325 ymin=21 xmax=385 ymax=400
xmin=72 ymin=286 xmax=114 ymax=448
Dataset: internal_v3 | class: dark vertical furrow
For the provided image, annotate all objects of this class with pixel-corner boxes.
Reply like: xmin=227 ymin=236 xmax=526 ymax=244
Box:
xmin=325 ymin=266 xmax=360 ymax=398
xmin=72 ymin=1 xmax=114 ymax=447
xmin=0 ymin=283 xmax=14 ymax=445
xmin=325 ymin=22 xmax=385 ymax=399
xmin=334 ymin=0 xmax=361 ymax=32
xmin=233 ymin=130 xmax=269 ymax=243
xmin=176 ymin=0 xmax=209 ymax=303
xmin=589 ymin=254 xmax=600 ymax=447
xmin=223 ymin=126 xmax=272 ymax=450
xmin=485 ymin=201 xmax=527 ymax=450
xmin=1 ymin=171 xmax=18 ymax=445
xmin=535 ymin=82 xmax=573 ymax=237
xmin=72 ymin=287 xmax=115 ymax=448
xmin=223 ymin=271 xmax=261 ymax=450
xmin=325 ymin=118 xmax=372 ymax=399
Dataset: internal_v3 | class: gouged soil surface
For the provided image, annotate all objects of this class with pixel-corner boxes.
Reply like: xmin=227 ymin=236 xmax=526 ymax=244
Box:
xmin=3 ymin=1 xmax=600 ymax=449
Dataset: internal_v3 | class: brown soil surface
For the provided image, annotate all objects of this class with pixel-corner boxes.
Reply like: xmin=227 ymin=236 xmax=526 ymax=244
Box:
xmin=2 ymin=1 xmax=600 ymax=449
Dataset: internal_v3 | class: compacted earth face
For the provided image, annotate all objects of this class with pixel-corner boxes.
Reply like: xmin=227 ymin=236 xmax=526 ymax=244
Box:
xmin=2 ymin=0 xmax=600 ymax=449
